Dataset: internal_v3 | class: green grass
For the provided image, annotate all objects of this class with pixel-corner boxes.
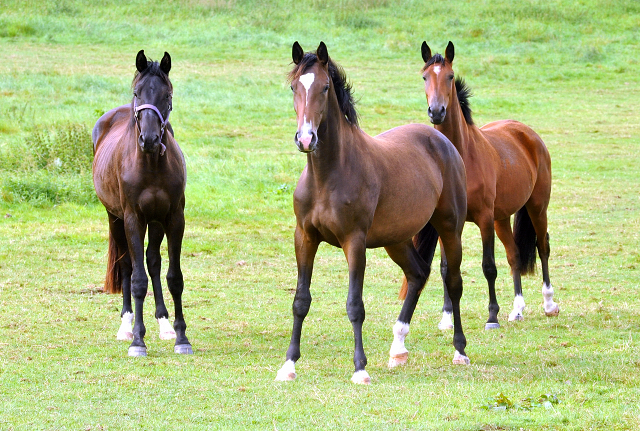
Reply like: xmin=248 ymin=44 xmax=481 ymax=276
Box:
xmin=1 ymin=0 xmax=639 ymax=429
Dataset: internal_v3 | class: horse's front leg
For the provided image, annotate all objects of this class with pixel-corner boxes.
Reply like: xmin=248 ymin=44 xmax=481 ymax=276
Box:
xmin=165 ymin=208 xmax=192 ymax=354
xmin=124 ymin=212 xmax=149 ymax=357
xmin=147 ymin=222 xmax=176 ymax=341
xmin=276 ymin=226 xmax=319 ymax=381
xmin=343 ymin=233 xmax=369 ymax=384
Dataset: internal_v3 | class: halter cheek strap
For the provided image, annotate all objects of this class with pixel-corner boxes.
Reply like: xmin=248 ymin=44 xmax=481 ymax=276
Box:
xmin=134 ymin=100 xmax=172 ymax=156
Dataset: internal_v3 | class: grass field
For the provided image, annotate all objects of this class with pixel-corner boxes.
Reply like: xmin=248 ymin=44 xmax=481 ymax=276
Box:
xmin=1 ymin=0 xmax=639 ymax=429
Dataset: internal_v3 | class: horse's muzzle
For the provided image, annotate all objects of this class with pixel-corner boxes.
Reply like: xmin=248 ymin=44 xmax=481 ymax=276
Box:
xmin=139 ymin=133 xmax=161 ymax=153
xmin=295 ymin=130 xmax=318 ymax=153
xmin=428 ymin=105 xmax=446 ymax=125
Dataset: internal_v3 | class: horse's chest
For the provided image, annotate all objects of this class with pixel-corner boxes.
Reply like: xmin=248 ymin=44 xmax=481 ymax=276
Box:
xmin=136 ymin=188 xmax=172 ymax=221
xmin=299 ymin=192 xmax=372 ymax=246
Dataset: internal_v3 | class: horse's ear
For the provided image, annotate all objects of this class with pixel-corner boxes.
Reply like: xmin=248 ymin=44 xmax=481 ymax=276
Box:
xmin=421 ymin=41 xmax=432 ymax=63
xmin=317 ymin=41 xmax=329 ymax=66
xmin=445 ymin=41 xmax=455 ymax=63
xmin=136 ymin=50 xmax=148 ymax=73
xmin=160 ymin=52 xmax=171 ymax=75
xmin=292 ymin=41 xmax=304 ymax=65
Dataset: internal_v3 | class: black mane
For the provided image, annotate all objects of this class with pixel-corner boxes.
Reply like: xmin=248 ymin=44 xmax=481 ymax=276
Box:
xmin=288 ymin=52 xmax=359 ymax=127
xmin=455 ymin=77 xmax=474 ymax=125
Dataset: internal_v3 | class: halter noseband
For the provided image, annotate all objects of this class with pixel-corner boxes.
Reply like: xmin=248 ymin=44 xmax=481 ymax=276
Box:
xmin=134 ymin=98 xmax=172 ymax=156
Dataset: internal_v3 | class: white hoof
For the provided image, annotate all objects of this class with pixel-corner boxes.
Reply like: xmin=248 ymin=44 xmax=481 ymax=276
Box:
xmin=117 ymin=312 xmax=134 ymax=340
xmin=117 ymin=330 xmax=134 ymax=341
xmin=545 ymin=303 xmax=560 ymax=317
xmin=508 ymin=311 xmax=524 ymax=322
xmin=508 ymin=295 xmax=526 ymax=322
xmin=484 ymin=322 xmax=500 ymax=330
xmin=158 ymin=317 xmax=177 ymax=340
xmin=438 ymin=312 xmax=454 ymax=330
xmin=388 ymin=352 xmax=408 ymax=368
xmin=275 ymin=360 xmax=297 ymax=381
xmin=452 ymin=350 xmax=470 ymax=365
xmin=351 ymin=370 xmax=371 ymax=385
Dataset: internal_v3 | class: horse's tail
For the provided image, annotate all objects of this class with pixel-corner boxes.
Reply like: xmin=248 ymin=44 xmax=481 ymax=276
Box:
xmin=513 ymin=206 xmax=537 ymax=275
xmin=104 ymin=231 xmax=123 ymax=294
xmin=398 ymin=223 xmax=440 ymax=300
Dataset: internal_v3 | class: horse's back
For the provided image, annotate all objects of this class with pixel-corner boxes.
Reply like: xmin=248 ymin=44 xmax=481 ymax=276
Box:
xmin=480 ymin=119 xmax=551 ymax=216
xmin=480 ymin=119 xmax=550 ymax=168
xmin=364 ymin=123 xmax=466 ymax=245
xmin=376 ymin=123 xmax=465 ymax=185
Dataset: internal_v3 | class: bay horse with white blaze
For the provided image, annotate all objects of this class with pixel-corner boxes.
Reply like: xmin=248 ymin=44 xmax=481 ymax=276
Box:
xmin=92 ymin=50 xmax=192 ymax=357
xmin=419 ymin=41 xmax=559 ymax=330
xmin=276 ymin=42 xmax=469 ymax=384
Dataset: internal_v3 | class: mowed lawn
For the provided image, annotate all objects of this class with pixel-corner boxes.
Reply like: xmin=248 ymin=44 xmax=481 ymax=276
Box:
xmin=0 ymin=1 xmax=639 ymax=430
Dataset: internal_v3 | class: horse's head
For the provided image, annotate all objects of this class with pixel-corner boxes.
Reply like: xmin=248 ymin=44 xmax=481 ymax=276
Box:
xmin=421 ymin=41 xmax=455 ymax=125
xmin=289 ymin=41 xmax=332 ymax=153
xmin=132 ymin=50 xmax=173 ymax=155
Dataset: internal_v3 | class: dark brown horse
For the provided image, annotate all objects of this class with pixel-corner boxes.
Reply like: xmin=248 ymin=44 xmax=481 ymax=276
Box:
xmin=275 ymin=42 xmax=469 ymax=384
xmin=419 ymin=41 xmax=559 ymax=330
xmin=92 ymin=50 xmax=191 ymax=356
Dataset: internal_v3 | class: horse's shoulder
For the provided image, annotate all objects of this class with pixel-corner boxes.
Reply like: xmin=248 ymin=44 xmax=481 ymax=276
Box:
xmin=93 ymin=105 xmax=130 ymax=152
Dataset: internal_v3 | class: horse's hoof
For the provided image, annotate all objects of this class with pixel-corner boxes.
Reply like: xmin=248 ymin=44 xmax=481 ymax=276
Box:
xmin=158 ymin=318 xmax=177 ymax=340
xmin=388 ymin=352 xmax=408 ymax=368
xmin=275 ymin=370 xmax=297 ymax=381
xmin=452 ymin=351 xmax=470 ymax=365
xmin=545 ymin=304 xmax=560 ymax=317
xmin=438 ymin=312 xmax=454 ymax=330
xmin=174 ymin=344 xmax=193 ymax=355
xmin=117 ymin=331 xmax=134 ymax=341
xmin=508 ymin=312 xmax=524 ymax=322
xmin=484 ymin=322 xmax=500 ymax=330
xmin=275 ymin=361 xmax=297 ymax=381
xmin=160 ymin=331 xmax=177 ymax=340
xmin=128 ymin=346 xmax=147 ymax=357
xmin=351 ymin=370 xmax=371 ymax=385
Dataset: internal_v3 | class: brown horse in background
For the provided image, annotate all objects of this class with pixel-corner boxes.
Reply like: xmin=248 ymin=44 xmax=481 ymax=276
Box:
xmin=419 ymin=41 xmax=559 ymax=330
xmin=92 ymin=50 xmax=192 ymax=356
xmin=276 ymin=42 xmax=469 ymax=385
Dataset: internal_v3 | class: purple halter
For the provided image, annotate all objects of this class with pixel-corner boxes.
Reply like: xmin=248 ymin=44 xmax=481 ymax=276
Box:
xmin=134 ymin=98 xmax=171 ymax=156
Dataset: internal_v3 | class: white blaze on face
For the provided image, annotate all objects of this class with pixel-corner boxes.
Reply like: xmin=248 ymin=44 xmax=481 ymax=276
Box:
xmin=299 ymin=72 xmax=315 ymax=107
xmin=297 ymin=72 xmax=316 ymax=148
xmin=433 ymin=65 xmax=441 ymax=76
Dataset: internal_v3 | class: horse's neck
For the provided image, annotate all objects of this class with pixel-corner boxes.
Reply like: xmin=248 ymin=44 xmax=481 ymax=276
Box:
xmin=436 ymin=87 xmax=472 ymax=159
xmin=307 ymin=115 xmax=357 ymax=182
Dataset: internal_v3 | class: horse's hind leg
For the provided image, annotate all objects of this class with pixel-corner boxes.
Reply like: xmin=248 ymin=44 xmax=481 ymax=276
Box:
xmin=438 ymin=240 xmax=454 ymax=330
xmin=385 ymin=239 xmax=431 ymax=368
xmin=108 ymin=213 xmax=134 ymax=341
xmin=494 ymin=218 xmax=526 ymax=322
xmin=526 ymin=202 xmax=559 ymax=316
xmin=147 ymin=222 xmax=176 ymax=340
xmin=165 ymin=209 xmax=192 ymax=354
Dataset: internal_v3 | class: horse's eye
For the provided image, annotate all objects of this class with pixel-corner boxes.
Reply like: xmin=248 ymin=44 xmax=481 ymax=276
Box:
xmin=323 ymin=85 xmax=330 ymax=93
xmin=290 ymin=85 xmax=294 ymax=92
xmin=133 ymin=92 xmax=138 ymax=97
xmin=422 ymin=76 xmax=426 ymax=81
xmin=448 ymin=74 xmax=454 ymax=81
